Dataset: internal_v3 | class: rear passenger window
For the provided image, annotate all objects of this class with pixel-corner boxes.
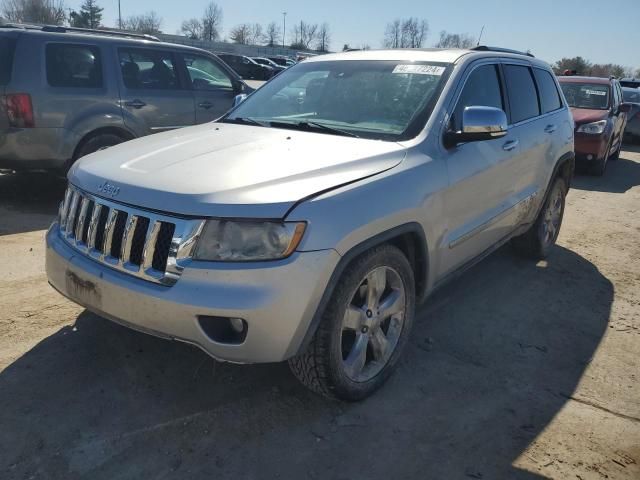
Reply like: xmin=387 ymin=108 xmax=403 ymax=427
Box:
xmin=503 ymin=65 xmax=540 ymax=123
xmin=533 ymin=69 xmax=562 ymax=113
xmin=46 ymin=44 xmax=102 ymax=88
xmin=119 ymin=49 xmax=180 ymax=90
xmin=0 ymin=37 xmax=16 ymax=85
xmin=453 ymin=64 xmax=503 ymax=131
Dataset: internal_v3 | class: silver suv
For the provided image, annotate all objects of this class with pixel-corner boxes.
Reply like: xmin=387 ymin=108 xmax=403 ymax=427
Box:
xmin=0 ymin=24 xmax=250 ymax=172
xmin=46 ymin=47 xmax=575 ymax=400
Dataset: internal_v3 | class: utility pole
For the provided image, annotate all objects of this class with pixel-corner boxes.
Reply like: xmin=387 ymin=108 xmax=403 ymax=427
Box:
xmin=282 ymin=12 xmax=287 ymax=48
xmin=118 ymin=0 xmax=122 ymax=30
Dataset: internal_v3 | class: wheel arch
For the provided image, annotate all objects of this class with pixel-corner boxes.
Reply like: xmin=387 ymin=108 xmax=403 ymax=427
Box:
xmin=295 ymin=222 xmax=429 ymax=355
xmin=72 ymin=126 xmax=136 ymax=161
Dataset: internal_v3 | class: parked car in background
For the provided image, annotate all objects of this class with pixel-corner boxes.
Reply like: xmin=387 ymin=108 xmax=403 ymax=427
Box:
xmin=620 ymin=78 xmax=640 ymax=89
xmin=251 ymin=57 xmax=286 ymax=75
xmin=217 ymin=53 xmax=274 ymax=80
xmin=47 ymin=46 xmax=574 ymax=400
xmin=558 ymin=76 xmax=630 ymax=175
xmin=268 ymin=56 xmax=296 ymax=67
xmin=622 ymin=87 xmax=640 ymax=142
xmin=0 ymin=24 xmax=251 ymax=173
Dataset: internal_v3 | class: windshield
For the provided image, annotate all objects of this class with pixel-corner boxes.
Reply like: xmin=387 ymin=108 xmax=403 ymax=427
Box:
xmin=623 ymin=88 xmax=640 ymax=103
xmin=223 ymin=60 xmax=450 ymax=141
xmin=560 ymin=82 xmax=610 ymax=110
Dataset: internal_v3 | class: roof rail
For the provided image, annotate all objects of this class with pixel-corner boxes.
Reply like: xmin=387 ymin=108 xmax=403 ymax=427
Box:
xmin=40 ymin=25 xmax=160 ymax=41
xmin=472 ymin=45 xmax=535 ymax=58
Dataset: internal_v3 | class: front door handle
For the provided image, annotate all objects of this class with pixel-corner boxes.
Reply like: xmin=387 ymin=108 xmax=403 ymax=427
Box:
xmin=198 ymin=101 xmax=214 ymax=110
xmin=544 ymin=124 xmax=557 ymax=134
xmin=124 ymin=99 xmax=146 ymax=109
xmin=502 ymin=139 xmax=519 ymax=151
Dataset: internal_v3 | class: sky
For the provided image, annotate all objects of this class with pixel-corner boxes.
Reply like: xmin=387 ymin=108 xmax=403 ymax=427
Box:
xmin=67 ymin=0 xmax=640 ymax=70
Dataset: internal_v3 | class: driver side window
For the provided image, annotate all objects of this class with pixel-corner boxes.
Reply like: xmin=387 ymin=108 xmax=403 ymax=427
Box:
xmin=182 ymin=54 xmax=233 ymax=91
xmin=452 ymin=64 xmax=503 ymax=131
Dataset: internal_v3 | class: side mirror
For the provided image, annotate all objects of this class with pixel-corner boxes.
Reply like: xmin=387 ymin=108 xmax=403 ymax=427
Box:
xmin=445 ymin=106 xmax=508 ymax=147
xmin=233 ymin=94 xmax=248 ymax=107
xmin=619 ymin=103 xmax=631 ymax=113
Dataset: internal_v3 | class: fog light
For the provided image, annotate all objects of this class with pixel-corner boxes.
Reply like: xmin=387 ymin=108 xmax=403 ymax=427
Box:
xmin=230 ymin=317 xmax=246 ymax=333
xmin=587 ymin=154 xmax=593 ymax=160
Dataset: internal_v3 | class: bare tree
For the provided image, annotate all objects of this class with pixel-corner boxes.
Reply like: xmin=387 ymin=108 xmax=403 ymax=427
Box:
xmin=383 ymin=19 xmax=402 ymax=48
xmin=229 ymin=23 xmax=251 ymax=44
xmin=123 ymin=11 xmax=162 ymax=35
xmin=201 ymin=2 xmax=222 ymax=41
xmin=316 ymin=22 xmax=330 ymax=52
xmin=264 ymin=21 xmax=281 ymax=47
xmin=400 ymin=17 xmax=428 ymax=48
xmin=2 ymin=0 xmax=66 ymax=25
xmin=435 ymin=30 xmax=474 ymax=48
xmin=291 ymin=20 xmax=318 ymax=50
xmin=248 ymin=23 xmax=263 ymax=45
xmin=181 ymin=18 xmax=202 ymax=39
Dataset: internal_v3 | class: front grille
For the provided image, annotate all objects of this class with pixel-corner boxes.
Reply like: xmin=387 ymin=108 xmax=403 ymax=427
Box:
xmin=58 ymin=185 xmax=204 ymax=286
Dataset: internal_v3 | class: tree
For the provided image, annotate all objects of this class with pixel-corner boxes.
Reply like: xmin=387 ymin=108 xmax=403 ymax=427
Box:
xmin=435 ymin=30 xmax=474 ymax=48
xmin=553 ymin=57 xmax=591 ymax=75
xmin=181 ymin=18 xmax=202 ymax=39
xmin=69 ymin=0 xmax=103 ymax=29
xmin=291 ymin=20 xmax=318 ymax=50
xmin=316 ymin=22 xmax=330 ymax=52
xmin=123 ymin=11 xmax=162 ymax=35
xmin=201 ymin=2 xmax=222 ymax=41
xmin=2 ymin=0 xmax=66 ymax=25
xmin=342 ymin=44 xmax=350 ymax=51
xmin=248 ymin=23 xmax=263 ymax=45
xmin=229 ymin=23 xmax=251 ymax=44
xmin=384 ymin=17 xmax=428 ymax=48
xmin=264 ymin=21 xmax=281 ymax=47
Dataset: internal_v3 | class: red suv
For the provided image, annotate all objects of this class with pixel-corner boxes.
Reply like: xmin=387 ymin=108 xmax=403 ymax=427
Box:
xmin=558 ymin=76 xmax=630 ymax=175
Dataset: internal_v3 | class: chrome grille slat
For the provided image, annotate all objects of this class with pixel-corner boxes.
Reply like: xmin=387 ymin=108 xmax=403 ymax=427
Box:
xmin=141 ymin=220 xmax=160 ymax=273
xmin=102 ymin=209 xmax=119 ymax=259
xmin=120 ymin=215 xmax=138 ymax=266
xmin=56 ymin=185 xmax=203 ymax=286
xmin=74 ymin=197 xmax=91 ymax=244
xmin=86 ymin=204 xmax=102 ymax=250
xmin=65 ymin=191 xmax=80 ymax=237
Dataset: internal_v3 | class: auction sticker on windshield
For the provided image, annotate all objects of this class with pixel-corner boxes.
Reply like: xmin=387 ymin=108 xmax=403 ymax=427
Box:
xmin=393 ymin=64 xmax=445 ymax=75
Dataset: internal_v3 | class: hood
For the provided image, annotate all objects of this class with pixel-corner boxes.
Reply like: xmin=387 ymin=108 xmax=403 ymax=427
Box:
xmin=570 ymin=107 xmax=609 ymax=126
xmin=70 ymin=123 xmax=405 ymax=218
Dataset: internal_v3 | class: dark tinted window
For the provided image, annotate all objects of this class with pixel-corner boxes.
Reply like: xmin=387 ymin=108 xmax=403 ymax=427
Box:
xmin=533 ymin=69 xmax=562 ymax=113
xmin=560 ymin=83 xmax=610 ymax=110
xmin=119 ymin=49 xmax=180 ymax=90
xmin=0 ymin=37 xmax=16 ymax=85
xmin=504 ymin=65 xmax=540 ymax=123
xmin=46 ymin=43 xmax=102 ymax=88
xmin=623 ymin=88 xmax=640 ymax=103
xmin=453 ymin=64 xmax=503 ymax=130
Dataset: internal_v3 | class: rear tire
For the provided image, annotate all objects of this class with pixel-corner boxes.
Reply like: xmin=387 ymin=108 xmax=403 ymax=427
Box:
xmin=289 ymin=244 xmax=415 ymax=401
xmin=512 ymin=177 xmax=567 ymax=260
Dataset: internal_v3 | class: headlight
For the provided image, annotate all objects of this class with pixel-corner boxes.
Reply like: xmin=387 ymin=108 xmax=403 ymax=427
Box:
xmin=576 ymin=120 xmax=607 ymax=134
xmin=194 ymin=220 xmax=306 ymax=261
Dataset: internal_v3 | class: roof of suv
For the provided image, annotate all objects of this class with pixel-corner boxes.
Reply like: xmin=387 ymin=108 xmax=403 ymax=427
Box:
xmin=557 ymin=76 xmax=614 ymax=85
xmin=304 ymin=47 xmax=548 ymax=67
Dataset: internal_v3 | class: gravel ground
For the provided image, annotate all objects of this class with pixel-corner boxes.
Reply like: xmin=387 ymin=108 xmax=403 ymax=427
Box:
xmin=0 ymin=147 xmax=639 ymax=479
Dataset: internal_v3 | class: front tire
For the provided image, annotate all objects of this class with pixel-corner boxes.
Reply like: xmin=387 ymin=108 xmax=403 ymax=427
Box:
xmin=512 ymin=177 xmax=567 ymax=260
xmin=289 ymin=245 xmax=415 ymax=401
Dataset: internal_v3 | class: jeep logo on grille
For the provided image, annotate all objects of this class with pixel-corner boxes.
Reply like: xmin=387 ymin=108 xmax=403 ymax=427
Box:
xmin=97 ymin=181 xmax=120 ymax=197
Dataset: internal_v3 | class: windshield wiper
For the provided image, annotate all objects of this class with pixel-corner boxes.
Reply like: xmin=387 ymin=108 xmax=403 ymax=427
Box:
xmin=221 ymin=117 xmax=269 ymax=127
xmin=269 ymin=120 xmax=360 ymax=138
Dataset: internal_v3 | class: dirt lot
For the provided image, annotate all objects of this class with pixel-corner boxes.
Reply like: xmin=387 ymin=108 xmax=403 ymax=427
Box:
xmin=1 ymin=147 xmax=639 ymax=479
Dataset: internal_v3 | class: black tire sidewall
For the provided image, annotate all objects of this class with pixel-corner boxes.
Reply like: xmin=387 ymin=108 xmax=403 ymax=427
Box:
xmin=76 ymin=133 xmax=126 ymax=160
xmin=324 ymin=246 xmax=415 ymax=401
xmin=536 ymin=178 xmax=567 ymax=257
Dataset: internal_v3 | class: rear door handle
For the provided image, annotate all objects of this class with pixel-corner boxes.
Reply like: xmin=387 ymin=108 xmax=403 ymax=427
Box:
xmin=124 ymin=99 xmax=146 ymax=109
xmin=502 ymin=139 xmax=519 ymax=151
xmin=544 ymin=124 xmax=557 ymax=133
xmin=198 ymin=101 xmax=214 ymax=109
